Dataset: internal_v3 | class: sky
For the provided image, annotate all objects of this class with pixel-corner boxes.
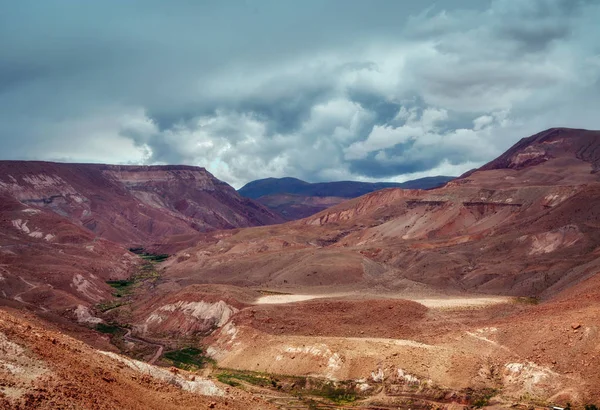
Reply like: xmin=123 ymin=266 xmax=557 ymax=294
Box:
xmin=1 ymin=0 xmax=599 ymax=188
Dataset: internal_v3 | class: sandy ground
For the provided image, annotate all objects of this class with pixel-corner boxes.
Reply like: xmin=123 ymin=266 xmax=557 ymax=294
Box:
xmin=256 ymin=294 xmax=340 ymax=304
xmin=255 ymin=293 xmax=513 ymax=308
xmin=412 ymin=297 xmax=513 ymax=308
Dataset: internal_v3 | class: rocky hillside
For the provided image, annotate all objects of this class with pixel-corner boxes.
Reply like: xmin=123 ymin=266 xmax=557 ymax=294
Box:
xmin=5 ymin=128 xmax=600 ymax=406
xmin=0 ymin=308 xmax=274 ymax=409
xmin=0 ymin=190 xmax=137 ymax=313
xmin=0 ymin=161 xmax=284 ymax=314
xmin=167 ymin=128 xmax=600 ymax=297
xmin=0 ymin=162 xmax=284 ymax=245
xmin=478 ymin=127 xmax=600 ymax=172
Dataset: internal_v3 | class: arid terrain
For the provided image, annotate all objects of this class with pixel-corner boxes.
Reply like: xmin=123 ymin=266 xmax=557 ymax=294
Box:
xmin=238 ymin=176 xmax=453 ymax=220
xmin=2 ymin=128 xmax=600 ymax=409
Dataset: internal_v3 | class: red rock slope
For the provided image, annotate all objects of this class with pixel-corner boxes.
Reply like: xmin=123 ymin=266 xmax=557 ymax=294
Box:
xmin=0 ymin=308 xmax=275 ymax=409
xmin=0 ymin=162 xmax=284 ymax=245
xmin=164 ymin=128 xmax=600 ymax=297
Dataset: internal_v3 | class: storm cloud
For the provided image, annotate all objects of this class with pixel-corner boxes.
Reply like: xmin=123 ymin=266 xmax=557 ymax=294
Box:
xmin=1 ymin=0 xmax=599 ymax=187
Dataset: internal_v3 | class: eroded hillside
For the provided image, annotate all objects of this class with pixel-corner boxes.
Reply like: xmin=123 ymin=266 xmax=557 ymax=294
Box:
xmin=0 ymin=162 xmax=283 ymax=245
xmin=3 ymin=128 xmax=600 ymax=408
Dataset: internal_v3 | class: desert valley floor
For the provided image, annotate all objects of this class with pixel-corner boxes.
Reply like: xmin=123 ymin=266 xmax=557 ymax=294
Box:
xmin=2 ymin=128 xmax=600 ymax=409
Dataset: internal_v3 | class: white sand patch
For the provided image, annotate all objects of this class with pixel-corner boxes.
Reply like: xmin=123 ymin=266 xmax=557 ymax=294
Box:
xmin=0 ymin=332 xmax=49 ymax=399
xmin=397 ymin=368 xmax=421 ymax=385
xmin=345 ymin=337 xmax=435 ymax=349
xmin=71 ymin=274 xmax=103 ymax=302
xmin=71 ymin=195 xmax=86 ymax=204
xmin=0 ymin=332 xmax=25 ymax=356
xmin=22 ymin=174 xmax=67 ymax=188
xmin=147 ymin=300 xmax=238 ymax=328
xmin=11 ymin=219 xmax=45 ymax=239
xmin=371 ymin=368 xmax=384 ymax=382
xmin=283 ymin=343 xmax=344 ymax=378
xmin=11 ymin=219 xmax=30 ymax=234
xmin=74 ymin=305 xmax=103 ymax=324
xmin=528 ymin=225 xmax=581 ymax=255
xmin=412 ymin=297 xmax=512 ymax=308
xmin=503 ymin=362 xmax=561 ymax=394
xmin=255 ymin=294 xmax=329 ymax=304
xmin=99 ymin=351 xmax=224 ymax=396
xmin=21 ymin=208 xmax=41 ymax=215
xmin=255 ymin=293 xmax=511 ymax=309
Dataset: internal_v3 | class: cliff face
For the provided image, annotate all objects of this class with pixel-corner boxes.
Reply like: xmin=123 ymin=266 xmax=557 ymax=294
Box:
xmin=0 ymin=162 xmax=284 ymax=245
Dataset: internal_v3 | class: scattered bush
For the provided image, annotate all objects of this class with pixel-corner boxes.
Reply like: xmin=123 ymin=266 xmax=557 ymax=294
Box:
xmin=95 ymin=323 xmax=122 ymax=334
xmin=316 ymin=382 xmax=356 ymax=404
xmin=164 ymin=347 xmax=211 ymax=370
xmin=128 ymin=247 xmax=169 ymax=262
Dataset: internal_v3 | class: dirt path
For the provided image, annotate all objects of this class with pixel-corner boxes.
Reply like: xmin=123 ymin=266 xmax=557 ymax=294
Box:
xmin=255 ymin=294 xmax=332 ymax=304
xmin=123 ymin=329 xmax=164 ymax=365
xmin=412 ymin=296 xmax=513 ymax=308
xmin=254 ymin=293 xmax=512 ymax=308
xmin=13 ymin=277 xmax=49 ymax=312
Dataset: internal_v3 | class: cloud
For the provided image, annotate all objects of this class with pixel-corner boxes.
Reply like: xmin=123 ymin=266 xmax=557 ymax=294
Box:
xmin=0 ymin=0 xmax=599 ymax=188
xmin=345 ymin=107 xmax=506 ymax=178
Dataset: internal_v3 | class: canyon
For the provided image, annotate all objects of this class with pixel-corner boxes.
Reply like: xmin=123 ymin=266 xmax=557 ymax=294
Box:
xmin=2 ymin=128 xmax=600 ymax=409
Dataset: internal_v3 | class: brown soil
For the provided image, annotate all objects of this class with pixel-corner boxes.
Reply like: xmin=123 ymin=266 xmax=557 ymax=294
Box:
xmin=235 ymin=299 xmax=429 ymax=339
xmin=0 ymin=307 xmax=275 ymax=410
xmin=3 ymin=128 xmax=600 ymax=406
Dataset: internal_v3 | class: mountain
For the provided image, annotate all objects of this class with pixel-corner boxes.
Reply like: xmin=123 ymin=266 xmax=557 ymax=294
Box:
xmin=238 ymin=175 xmax=453 ymax=198
xmin=6 ymin=128 xmax=600 ymax=406
xmin=0 ymin=190 xmax=137 ymax=313
xmin=141 ymin=128 xmax=600 ymax=403
xmin=0 ymin=161 xmax=284 ymax=314
xmin=0 ymin=162 xmax=284 ymax=246
xmin=238 ymin=175 xmax=454 ymax=219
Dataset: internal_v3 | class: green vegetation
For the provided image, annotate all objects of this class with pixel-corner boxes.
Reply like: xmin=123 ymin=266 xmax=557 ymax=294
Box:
xmin=312 ymin=382 xmax=356 ymax=404
xmin=472 ymin=389 xmax=497 ymax=408
xmin=140 ymin=253 xmax=169 ymax=262
xmin=95 ymin=323 xmax=123 ymax=335
xmin=106 ymin=279 xmax=136 ymax=297
xmin=216 ymin=374 xmax=241 ymax=387
xmin=96 ymin=300 xmax=127 ymax=312
xmin=106 ymin=279 xmax=134 ymax=288
xmin=257 ymin=289 xmax=292 ymax=296
xmin=164 ymin=347 xmax=212 ymax=371
xmin=129 ymin=247 xmax=169 ymax=262
xmin=103 ymin=250 xmax=165 ymax=299
xmin=95 ymin=249 xmax=167 ymax=324
xmin=215 ymin=370 xmax=273 ymax=388
xmin=214 ymin=369 xmax=358 ymax=405
xmin=133 ymin=263 xmax=161 ymax=281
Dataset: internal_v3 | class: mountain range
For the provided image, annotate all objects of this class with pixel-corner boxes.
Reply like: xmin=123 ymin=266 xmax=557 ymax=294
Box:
xmin=238 ymin=175 xmax=453 ymax=219
xmin=2 ymin=128 xmax=600 ymax=407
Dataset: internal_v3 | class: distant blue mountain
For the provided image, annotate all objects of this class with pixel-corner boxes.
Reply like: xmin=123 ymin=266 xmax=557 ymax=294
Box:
xmin=238 ymin=176 xmax=454 ymax=200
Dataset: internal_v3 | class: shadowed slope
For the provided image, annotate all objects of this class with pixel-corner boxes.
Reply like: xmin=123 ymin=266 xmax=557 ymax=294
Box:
xmin=0 ymin=162 xmax=284 ymax=246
